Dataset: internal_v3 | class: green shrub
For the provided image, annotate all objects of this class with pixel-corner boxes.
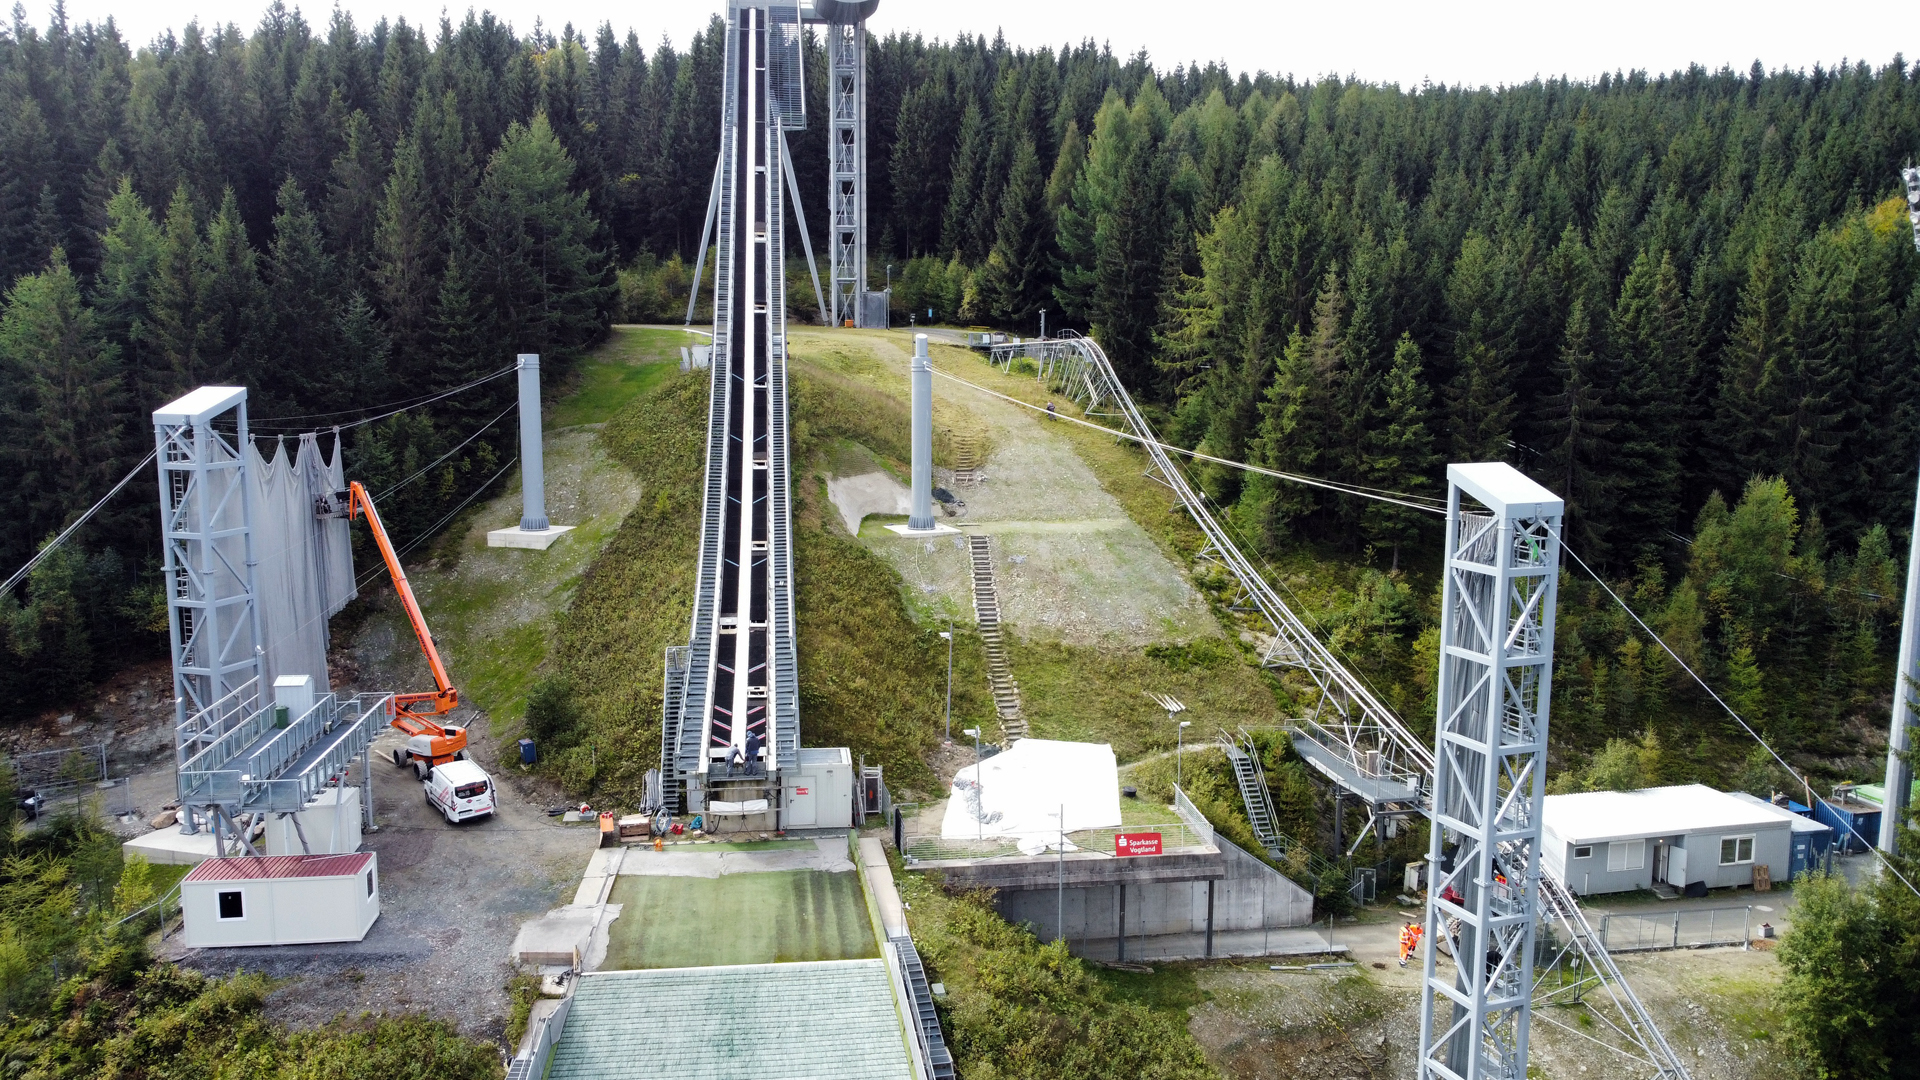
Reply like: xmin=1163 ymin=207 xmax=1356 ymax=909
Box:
xmin=522 ymin=674 xmax=581 ymax=749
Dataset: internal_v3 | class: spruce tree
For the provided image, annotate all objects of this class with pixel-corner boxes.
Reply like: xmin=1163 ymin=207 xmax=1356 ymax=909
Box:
xmin=1541 ymin=298 xmax=1619 ymax=562
xmin=265 ymin=179 xmax=343 ymax=410
xmin=1362 ymin=333 xmax=1437 ymax=568
xmin=1252 ymin=270 xmax=1348 ymax=539
xmin=469 ymin=113 xmax=611 ymax=373
xmin=0 ymin=253 xmax=126 ymax=537
xmin=1442 ymin=232 xmax=1519 ymax=463
xmin=979 ymin=137 xmax=1049 ymax=330
xmin=1608 ymin=249 xmax=1689 ymax=562
xmin=939 ymin=101 xmax=987 ymax=261
xmin=324 ymin=110 xmax=384 ymax=290
xmin=144 ymin=184 xmax=203 ymax=397
xmin=373 ymin=132 xmax=438 ymax=382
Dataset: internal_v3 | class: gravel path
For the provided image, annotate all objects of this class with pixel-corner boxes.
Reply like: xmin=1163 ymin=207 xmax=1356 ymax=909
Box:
xmin=163 ymin=722 xmax=599 ymax=1044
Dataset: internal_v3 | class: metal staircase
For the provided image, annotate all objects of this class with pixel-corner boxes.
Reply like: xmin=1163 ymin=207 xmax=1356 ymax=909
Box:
xmin=1222 ymin=735 xmax=1285 ymax=860
xmin=968 ymin=534 xmax=1025 ymax=742
xmin=893 ymin=935 xmax=955 ymax=1079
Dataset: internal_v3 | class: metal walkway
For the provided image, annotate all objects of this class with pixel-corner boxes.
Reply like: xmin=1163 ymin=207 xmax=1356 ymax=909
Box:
xmin=989 ymin=334 xmax=1432 ymax=811
xmin=988 ymin=331 xmax=1689 ymax=1080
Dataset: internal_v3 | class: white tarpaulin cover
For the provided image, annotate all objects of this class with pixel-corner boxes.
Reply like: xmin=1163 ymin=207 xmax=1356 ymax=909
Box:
xmin=245 ymin=433 xmax=357 ymax=696
xmin=940 ymin=739 xmax=1121 ymax=841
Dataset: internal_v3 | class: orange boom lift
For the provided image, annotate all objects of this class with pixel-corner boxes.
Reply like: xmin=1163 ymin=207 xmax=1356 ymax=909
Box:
xmin=347 ymin=481 xmax=469 ymax=777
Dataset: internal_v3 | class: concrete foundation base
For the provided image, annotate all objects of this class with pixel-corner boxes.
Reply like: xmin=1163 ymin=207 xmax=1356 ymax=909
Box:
xmin=123 ymin=824 xmax=221 ymax=866
xmin=884 ymin=521 xmax=960 ymax=537
xmin=487 ymin=525 xmax=575 ymax=550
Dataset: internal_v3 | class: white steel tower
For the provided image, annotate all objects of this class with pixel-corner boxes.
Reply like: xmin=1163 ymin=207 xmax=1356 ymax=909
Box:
xmin=818 ymin=1 xmax=878 ymax=326
xmin=1881 ymin=163 xmax=1920 ymax=854
xmin=1419 ymin=463 xmax=1562 ymax=1080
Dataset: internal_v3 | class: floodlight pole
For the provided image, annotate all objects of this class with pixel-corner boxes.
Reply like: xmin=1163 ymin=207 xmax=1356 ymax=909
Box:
xmin=965 ymin=727 xmax=982 ymax=841
xmin=1176 ymin=718 xmax=1191 ymax=787
xmin=1058 ymin=802 xmax=1066 ymax=943
xmin=941 ymin=618 xmax=954 ymax=742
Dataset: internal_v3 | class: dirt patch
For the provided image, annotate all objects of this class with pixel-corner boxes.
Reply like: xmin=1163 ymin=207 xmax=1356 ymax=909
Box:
xmin=801 ymin=331 xmax=1215 ymax=648
xmin=827 ymin=470 xmax=912 ymax=534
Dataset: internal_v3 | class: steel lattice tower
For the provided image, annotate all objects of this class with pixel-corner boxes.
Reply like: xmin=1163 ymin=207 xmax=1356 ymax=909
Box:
xmin=152 ymin=386 xmax=264 ymax=836
xmin=825 ymin=9 xmax=868 ymax=326
xmin=1419 ymin=463 xmax=1563 ymax=1080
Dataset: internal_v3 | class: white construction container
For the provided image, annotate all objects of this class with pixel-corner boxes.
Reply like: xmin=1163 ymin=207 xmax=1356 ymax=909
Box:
xmin=180 ymin=852 xmax=380 ymax=947
xmin=264 ymin=785 xmax=363 ymax=856
xmin=787 ymin=747 xmax=854 ymax=829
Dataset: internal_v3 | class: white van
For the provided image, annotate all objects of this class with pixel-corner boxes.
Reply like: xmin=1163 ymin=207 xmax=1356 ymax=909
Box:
xmin=423 ymin=759 xmax=496 ymax=824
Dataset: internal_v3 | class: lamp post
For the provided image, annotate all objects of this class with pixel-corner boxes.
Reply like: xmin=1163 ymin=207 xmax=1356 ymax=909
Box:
xmin=1177 ymin=719 xmax=1192 ymax=787
xmin=1039 ymin=308 xmax=1047 ymax=341
xmin=1054 ymin=802 xmax=1066 ymax=942
xmin=939 ymin=619 xmax=953 ymax=743
xmin=1147 ymin=692 xmax=1190 ymax=787
xmin=963 ymin=727 xmax=982 ymax=840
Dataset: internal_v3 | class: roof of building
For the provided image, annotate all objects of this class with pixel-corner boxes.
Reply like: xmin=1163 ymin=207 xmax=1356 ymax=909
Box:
xmin=1724 ymin=791 xmax=1833 ymax=834
xmin=545 ymin=960 xmax=912 ymax=1080
xmin=431 ymin=759 xmax=489 ymax=785
xmin=1543 ymin=784 xmax=1790 ymax=846
xmin=183 ymin=852 xmax=373 ymax=883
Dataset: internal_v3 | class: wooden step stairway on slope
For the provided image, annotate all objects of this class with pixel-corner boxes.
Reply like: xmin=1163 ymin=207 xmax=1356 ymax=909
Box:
xmin=969 ymin=534 xmax=1026 ymax=742
xmin=948 ymin=430 xmax=986 ymax=486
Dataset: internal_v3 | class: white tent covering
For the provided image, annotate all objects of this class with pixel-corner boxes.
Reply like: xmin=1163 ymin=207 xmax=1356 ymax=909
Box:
xmin=940 ymin=739 xmax=1121 ymax=849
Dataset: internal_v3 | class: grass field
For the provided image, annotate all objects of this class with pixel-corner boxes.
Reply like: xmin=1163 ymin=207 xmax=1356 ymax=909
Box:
xmin=550 ymin=325 xmax=692 ymax=428
xmin=602 ymin=870 xmax=877 ymax=969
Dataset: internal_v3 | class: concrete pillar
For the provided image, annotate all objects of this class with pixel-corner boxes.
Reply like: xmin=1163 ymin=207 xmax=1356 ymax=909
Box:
xmin=517 ymin=354 xmax=548 ymax=531
xmin=908 ymin=334 xmax=935 ymax=530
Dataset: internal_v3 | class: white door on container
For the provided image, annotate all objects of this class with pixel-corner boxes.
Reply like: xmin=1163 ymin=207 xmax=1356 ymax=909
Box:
xmin=1670 ymin=845 xmax=1688 ymax=886
xmin=787 ymin=780 xmax=817 ymax=827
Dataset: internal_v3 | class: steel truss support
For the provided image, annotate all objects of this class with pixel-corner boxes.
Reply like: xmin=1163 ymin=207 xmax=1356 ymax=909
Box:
xmin=826 ymin=15 xmax=867 ymax=326
xmin=1419 ymin=463 xmax=1562 ymax=1080
xmin=153 ymin=387 xmax=263 ymax=836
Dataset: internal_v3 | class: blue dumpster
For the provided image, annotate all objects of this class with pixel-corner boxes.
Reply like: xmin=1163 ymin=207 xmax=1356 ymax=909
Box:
xmin=518 ymin=738 xmax=537 ymax=765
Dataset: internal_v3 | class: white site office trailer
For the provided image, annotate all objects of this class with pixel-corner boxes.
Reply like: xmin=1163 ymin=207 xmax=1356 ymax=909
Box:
xmin=1542 ymin=784 xmax=1792 ymax=896
xmin=181 ymin=852 xmax=381 ymax=947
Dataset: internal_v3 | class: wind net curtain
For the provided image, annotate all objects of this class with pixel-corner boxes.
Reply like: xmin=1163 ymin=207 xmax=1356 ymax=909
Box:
xmin=244 ymin=432 xmax=358 ymax=697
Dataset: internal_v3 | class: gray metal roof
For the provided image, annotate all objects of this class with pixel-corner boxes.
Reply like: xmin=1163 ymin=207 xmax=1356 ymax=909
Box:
xmin=546 ymin=959 xmax=914 ymax=1080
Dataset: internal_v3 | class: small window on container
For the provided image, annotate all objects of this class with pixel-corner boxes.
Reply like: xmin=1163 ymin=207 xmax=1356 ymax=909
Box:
xmin=1572 ymin=845 xmax=1593 ymax=859
xmin=217 ymin=890 xmax=245 ymax=920
xmin=366 ymin=870 xmax=375 ymax=897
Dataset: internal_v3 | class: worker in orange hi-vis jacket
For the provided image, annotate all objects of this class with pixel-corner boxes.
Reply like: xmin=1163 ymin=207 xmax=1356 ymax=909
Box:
xmin=1398 ymin=920 xmax=1424 ymax=967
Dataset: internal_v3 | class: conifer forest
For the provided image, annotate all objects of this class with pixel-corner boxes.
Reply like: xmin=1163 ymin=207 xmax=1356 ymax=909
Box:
xmin=2 ymin=2 xmax=1919 ymax=792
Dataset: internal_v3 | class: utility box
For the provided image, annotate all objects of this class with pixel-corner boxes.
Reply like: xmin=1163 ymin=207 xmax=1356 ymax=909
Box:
xmin=264 ymin=785 xmax=362 ymax=856
xmin=181 ymin=853 xmax=380 ymax=948
xmin=786 ymin=747 xmax=854 ymax=829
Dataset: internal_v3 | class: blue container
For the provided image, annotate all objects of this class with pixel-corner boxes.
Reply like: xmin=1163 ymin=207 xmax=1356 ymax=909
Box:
xmin=518 ymin=738 xmax=538 ymax=765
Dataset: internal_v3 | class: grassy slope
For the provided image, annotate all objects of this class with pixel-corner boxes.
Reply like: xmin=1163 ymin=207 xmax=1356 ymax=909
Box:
xmin=895 ymin=850 xmax=1214 ymax=1080
xmin=546 ymin=362 xmax=708 ymax=797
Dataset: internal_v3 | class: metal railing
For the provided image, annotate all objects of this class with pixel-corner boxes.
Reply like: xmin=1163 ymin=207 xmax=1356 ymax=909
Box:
xmin=899 ymin=818 xmax=1211 ymax=864
xmin=1591 ymin=905 xmax=1754 ymax=953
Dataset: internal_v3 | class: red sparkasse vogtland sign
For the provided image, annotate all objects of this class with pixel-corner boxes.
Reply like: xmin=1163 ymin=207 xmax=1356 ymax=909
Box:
xmin=1115 ymin=831 xmax=1163 ymax=857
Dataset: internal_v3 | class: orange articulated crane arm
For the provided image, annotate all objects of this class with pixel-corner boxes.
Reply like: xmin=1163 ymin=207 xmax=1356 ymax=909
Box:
xmin=348 ymin=481 xmax=459 ymax=719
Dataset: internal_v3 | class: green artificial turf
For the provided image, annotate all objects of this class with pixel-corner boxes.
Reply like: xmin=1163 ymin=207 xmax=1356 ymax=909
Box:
xmin=602 ymin=870 xmax=878 ymax=970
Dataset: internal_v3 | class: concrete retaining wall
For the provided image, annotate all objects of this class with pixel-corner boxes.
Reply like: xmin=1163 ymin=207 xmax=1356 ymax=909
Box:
xmin=995 ymin=836 xmax=1312 ymax=957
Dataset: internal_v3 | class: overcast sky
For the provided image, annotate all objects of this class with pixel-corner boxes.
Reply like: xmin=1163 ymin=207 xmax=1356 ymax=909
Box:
xmin=51 ymin=0 xmax=1918 ymax=89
